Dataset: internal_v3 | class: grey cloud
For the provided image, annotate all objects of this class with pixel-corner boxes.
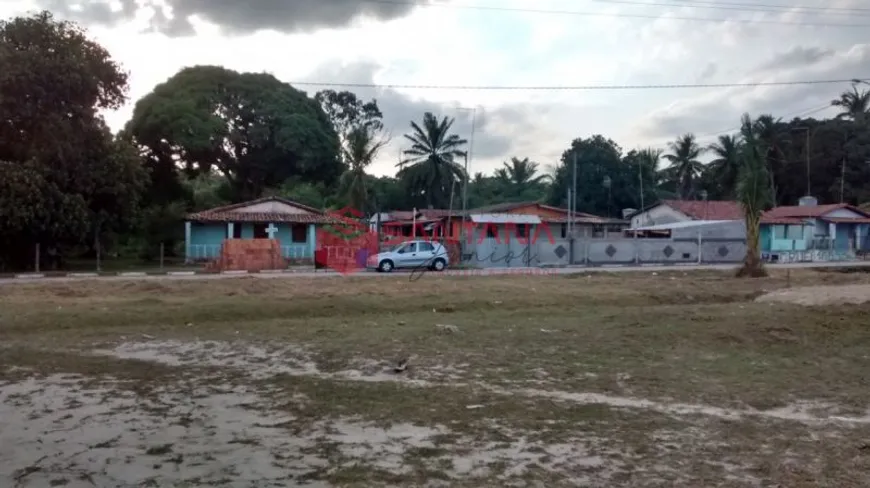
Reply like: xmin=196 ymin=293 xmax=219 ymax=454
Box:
xmin=758 ymin=46 xmax=835 ymax=73
xmin=698 ymin=62 xmax=717 ymax=81
xmin=635 ymin=44 xmax=870 ymax=141
xmin=299 ymin=61 xmax=554 ymax=175
xmin=40 ymin=0 xmax=422 ymax=36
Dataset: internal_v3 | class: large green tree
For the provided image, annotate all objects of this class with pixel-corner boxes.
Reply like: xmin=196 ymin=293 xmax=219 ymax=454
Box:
xmin=399 ymin=112 xmax=467 ymax=208
xmin=704 ymin=134 xmax=742 ymax=200
xmin=662 ymin=133 xmax=704 ymax=200
xmin=125 ymin=65 xmax=343 ymax=203
xmin=0 ymin=11 xmax=146 ymax=270
xmin=492 ymin=157 xmax=549 ymax=201
xmin=548 ymin=135 xmax=645 ymax=217
xmin=340 ymin=125 xmax=389 ymax=213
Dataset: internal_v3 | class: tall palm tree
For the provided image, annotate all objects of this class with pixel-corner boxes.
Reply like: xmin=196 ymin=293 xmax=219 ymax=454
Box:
xmin=399 ymin=112 xmax=467 ymax=208
xmin=493 ymin=157 xmax=549 ymax=199
xmin=707 ymin=134 xmax=742 ymax=199
xmin=662 ymin=133 xmax=704 ymax=199
xmin=741 ymin=114 xmax=786 ymax=202
xmin=831 ymin=85 xmax=870 ymax=122
xmin=340 ymin=125 xmax=389 ymax=212
xmin=736 ymin=113 xmax=773 ymax=278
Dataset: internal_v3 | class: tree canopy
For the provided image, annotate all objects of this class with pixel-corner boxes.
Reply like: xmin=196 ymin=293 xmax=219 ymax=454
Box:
xmin=4 ymin=10 xmax=870 ymax=271
xmin=0 ymin=11 xmax=146 ymax=270
xmin=125 ymin=65 xmax=344 ymax=203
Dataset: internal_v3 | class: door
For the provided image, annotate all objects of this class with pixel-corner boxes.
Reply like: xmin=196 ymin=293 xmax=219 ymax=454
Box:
xmin=253 ymin=223 xmax=268 ymax=239
xmin=416 ymin=241 xmax=436 ymax=266
xmin=395 ymin=242 xmax=417 ymax=267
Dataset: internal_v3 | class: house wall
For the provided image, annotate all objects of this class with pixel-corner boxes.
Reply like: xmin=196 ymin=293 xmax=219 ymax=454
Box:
xmin=188 ymin=223 xmax=227 ymax=260
xmin=186 ymin=222 xmax=316 ymax=262
xmin=631 ymin=205 xmax=688 ymax=228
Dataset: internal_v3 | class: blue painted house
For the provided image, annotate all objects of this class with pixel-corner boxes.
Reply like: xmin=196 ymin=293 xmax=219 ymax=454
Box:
xmin=184 ymin=197 xmax=336 ymax=262
xmin=760 ymin=200 xmax=870 ymax=260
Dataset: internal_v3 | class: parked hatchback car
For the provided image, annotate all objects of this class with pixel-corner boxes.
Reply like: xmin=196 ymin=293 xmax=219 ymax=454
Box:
xmin=368 ymin=240 xmax=449 ymax=272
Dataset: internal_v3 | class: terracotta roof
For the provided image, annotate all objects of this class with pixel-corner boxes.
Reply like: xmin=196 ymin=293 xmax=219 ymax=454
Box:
xmin=763 ymin=203 xmax=870 ymax=219
xmin=187 ymin=196 xmax=339 ymax=224
xmin=659 ymin=200 xmax=743 ymax=220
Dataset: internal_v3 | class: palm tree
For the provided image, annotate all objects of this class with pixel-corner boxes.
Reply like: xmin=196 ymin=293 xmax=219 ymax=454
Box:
xmin=831 ymin=85 xmax=870 ymax=122
xmin=493 ymin=157 xmax=549 ymax=199
xmin=736 ymin=113 xmax=773 ymax=278
xmin=340 ymin=125 xmax=389 ymax=212
xmin=706 ymin=134 xmax=742 ymax=199
xmin=663 ymin=133 xmax=704 ymax=199
xmin=399 ymin=112 xmax=467 ymax=208
xmin=741 ymin=114 xmax=786 ymax=202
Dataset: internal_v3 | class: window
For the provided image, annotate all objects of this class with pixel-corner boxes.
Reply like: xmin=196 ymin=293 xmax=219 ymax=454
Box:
xmin=400 ymin=242 xmax=417 ymax=253
xmin=486 ymin=225 xmax=498 ymax=238
xmin=786 ymin=225 xmax=803 ymax=240
xmin=292 ymin=224 xmax=307 ymax=243
xmin=774 ymin=225 xmax=787 ymax=239
xmin=561 ymin=224 xmax=568 ymax=239
xmin=418 ymin=242 xmax=434 ymax=252
xmin=232 ymin=223 xmax=242 ymax=239
xmin=516 ymin=224 xmax=528 ymax=238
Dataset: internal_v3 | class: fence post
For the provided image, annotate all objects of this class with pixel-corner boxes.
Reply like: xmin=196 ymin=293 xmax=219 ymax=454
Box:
xmin=35 ymin=243 xmax=40 ymax=273
xmin=697 ymin=231 xmax=702 ymax=264
xmin=634 ymin=231 xmax=639 ymax=265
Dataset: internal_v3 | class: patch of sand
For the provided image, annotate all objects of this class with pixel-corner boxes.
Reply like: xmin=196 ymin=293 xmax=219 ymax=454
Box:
xmin=755 ymin=284 xmax=870 ymax=306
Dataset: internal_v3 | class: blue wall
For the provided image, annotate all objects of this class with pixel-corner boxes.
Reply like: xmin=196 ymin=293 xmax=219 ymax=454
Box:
xmin=186 ymin=222 xmax=315 ymax=261
xmin=188 ymin=223 xmax=226 ymax=260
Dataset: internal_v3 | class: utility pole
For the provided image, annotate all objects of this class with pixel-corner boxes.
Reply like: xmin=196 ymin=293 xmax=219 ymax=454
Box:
xmin=805 ymin=128 xmax=811 ymax=196
xmin=572 ymin=151 xmax=577 ymax=232
xmin=456 ymin=107 xmax=477 ymax=245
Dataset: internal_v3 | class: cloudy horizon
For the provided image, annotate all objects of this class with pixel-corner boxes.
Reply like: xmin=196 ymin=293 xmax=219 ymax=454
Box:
xmin=3 ymin=0 xmax=869 ymax=177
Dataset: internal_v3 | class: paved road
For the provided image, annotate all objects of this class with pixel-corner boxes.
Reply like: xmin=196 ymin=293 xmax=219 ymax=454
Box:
xmin=2 ymin=260 xmax=869 ymax=286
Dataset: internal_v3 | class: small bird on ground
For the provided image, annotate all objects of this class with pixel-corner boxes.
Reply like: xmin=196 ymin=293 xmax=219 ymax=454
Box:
xmin=394 ymin=356 xmax=409 ymax=373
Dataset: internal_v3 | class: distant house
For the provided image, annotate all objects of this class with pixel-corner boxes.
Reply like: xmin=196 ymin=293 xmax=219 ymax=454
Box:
xmin=184 ymin=196 xmax=338 ymax=262
xmin=760 ymin=200 xmax=870 ymax=255
xmin=630 ymin=200 xmax=743 ymax=228
xmin=469 ymin=201 xmax=628 ymax=238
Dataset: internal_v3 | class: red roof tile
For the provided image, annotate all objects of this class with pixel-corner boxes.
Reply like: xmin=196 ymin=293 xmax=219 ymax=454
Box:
xmin=660 ymin=200 xmax=743 ymax=220
xmin=187 ymin=197 xmax=339 ymax=224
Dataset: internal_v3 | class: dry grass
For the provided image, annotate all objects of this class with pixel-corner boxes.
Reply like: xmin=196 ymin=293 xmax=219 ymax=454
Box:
xmin=2 ymin=268 xmax=870 ymax=487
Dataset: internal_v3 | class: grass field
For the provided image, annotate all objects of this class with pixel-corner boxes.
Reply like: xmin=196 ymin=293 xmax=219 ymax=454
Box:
xmin=2 ymin=269 xmax=870 ymax=487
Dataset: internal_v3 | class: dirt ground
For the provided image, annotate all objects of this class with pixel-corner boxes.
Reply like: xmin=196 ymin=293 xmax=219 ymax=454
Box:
xmin=2 ymin=268 xmax=870 ymax=487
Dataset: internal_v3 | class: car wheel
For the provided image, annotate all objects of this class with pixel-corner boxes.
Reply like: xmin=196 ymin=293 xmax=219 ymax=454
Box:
xmin=379 ymin=260 xmax=394 ymax=273
xmin=432 ymin=258 xmax=446 ymax=272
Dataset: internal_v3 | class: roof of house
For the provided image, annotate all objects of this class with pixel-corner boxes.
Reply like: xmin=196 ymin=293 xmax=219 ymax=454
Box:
xmin=762 ymin=203 xmax=870 ymax=219
xmin=470 ymin=213 xmax=542 ymax=224
xmin=652 ymin=199 xmax=744 ymax=221
xmin=385 ymin=209 xmax=459 ymax=220
xmin=186 ymin=196 xmax=339 ymax=224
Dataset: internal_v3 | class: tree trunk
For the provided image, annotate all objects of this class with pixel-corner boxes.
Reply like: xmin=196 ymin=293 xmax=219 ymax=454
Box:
xmin=737 ymin=213 xmax=767 ymax=277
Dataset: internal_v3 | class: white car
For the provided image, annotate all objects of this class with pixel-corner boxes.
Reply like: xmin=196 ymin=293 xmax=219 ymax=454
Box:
xmin=368 ymin=240 xmax=449 ymax=273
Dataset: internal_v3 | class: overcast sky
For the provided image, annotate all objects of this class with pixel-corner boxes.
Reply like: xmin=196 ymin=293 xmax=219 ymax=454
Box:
xmin=3 ymin=0 xmax=869 ymax=177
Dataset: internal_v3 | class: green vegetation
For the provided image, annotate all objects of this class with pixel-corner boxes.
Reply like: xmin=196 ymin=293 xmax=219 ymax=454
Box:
xmin=2 ymin=10 xmax=870 ymax=271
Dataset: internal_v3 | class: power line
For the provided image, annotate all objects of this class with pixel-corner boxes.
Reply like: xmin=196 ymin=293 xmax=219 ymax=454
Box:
xmin=291 ymin=77 xmax=868 ymax=91
xmin=669 ymin=0 xmax=870 ymax=13
xmin=593 ymin=0 xmax=870 ymax=17
xmin=695 ymin=103 xmax=833 ymax=139
xmin=361 ymin=0 xmax=870 ymax=28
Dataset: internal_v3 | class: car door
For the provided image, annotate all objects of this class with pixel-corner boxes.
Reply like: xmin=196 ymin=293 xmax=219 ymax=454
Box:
xmin=416 ymin=241 xmax=436 ymax=266
xmin=396 ymin=242 xmax=417 ymax=268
